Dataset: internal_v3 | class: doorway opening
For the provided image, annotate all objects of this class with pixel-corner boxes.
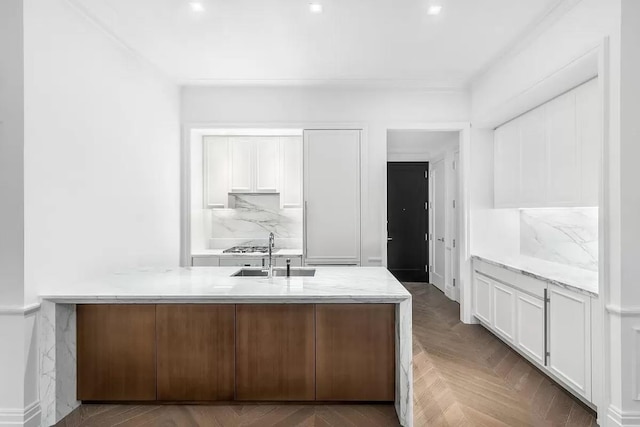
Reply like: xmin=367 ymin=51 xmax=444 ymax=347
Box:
xmin=386 ymin=130 xmax=460 ymax=301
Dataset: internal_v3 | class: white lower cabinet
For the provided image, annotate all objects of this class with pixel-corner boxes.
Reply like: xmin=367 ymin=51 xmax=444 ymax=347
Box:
xmin=515 ymin=292 xmax=545 ymax=366
xmin=548 ymin=284 xmax=592 ymax=400
xmin=492 ymin=282 xmax=516 ymax=342
xmin=191 ymin=256 xmax=220 ymax=267
xmin=473 ymin=274 xmax=493 ymax=325
xmin=192 ymin=256 xmax=303 ymax=268
xmin=472 ymin=263 xmax=594 ymax=405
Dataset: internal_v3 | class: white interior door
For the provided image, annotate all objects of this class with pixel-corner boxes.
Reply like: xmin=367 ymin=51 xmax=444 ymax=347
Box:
xmin=431 ymin=159 xmax=445 ymax=291
xmin=304 ymin=129 xmax=361 ymax=265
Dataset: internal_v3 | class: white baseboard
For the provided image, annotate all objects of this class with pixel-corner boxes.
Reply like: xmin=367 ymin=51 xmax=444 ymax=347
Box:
xmin=0 ymin=402 xmax=41 ymax=427
xmin=608 ymin=405 xmax=640 ymax=427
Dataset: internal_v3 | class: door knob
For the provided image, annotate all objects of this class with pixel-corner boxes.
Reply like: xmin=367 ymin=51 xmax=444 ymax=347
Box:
xmin=387 ymin=237 xmax=393 ymax=241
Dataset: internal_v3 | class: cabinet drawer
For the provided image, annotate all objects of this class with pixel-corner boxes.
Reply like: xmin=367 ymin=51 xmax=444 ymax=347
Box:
xmin=219 ymin=257 xmax=265 ymax=267
xmin=473 ymin=259 xmax=546 ymax=298
xmin=192 ymin=256 xmax=220 ymax=267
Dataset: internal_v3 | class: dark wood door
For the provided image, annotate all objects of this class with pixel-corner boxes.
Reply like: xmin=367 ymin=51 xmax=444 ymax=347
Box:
xmin=316 ymin=304 xmax=395 ymax=401
xmin=235 ymin=304 xmax=315 ymax=400
xmin=387 ymin=162 xmax=429 ymax=282
xmin=156 ymin=304 xmax=235 ymax=401
xmin=77 ymin=304 xmax=156 ymax=401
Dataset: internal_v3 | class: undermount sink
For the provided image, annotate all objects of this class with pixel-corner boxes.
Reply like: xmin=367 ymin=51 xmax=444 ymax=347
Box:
xmin=231 ymin=268 xmax=316 ymax=277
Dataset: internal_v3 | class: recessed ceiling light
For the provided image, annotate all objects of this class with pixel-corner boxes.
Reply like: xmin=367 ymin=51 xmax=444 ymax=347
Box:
xmin=190 ymin=1 xmax=205 ymax=12
xmin=427 ymin=5 xmax=442 ymax=15
xmin=309 ymin=3 xmax=323 ymax=13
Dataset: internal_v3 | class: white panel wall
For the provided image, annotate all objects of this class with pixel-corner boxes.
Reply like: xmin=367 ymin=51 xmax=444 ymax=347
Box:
xmin=23 ymin=0 xmax=181 ymax=304
xmin=181 ymin=86 xmax=469 ymax=265
xmin=0 ymin=0 xmax=28 ymax=423
xmin=616 ymin=0 xmax=640 ymax=424
xmin=0 ymin=0 xmax=25 ymax=308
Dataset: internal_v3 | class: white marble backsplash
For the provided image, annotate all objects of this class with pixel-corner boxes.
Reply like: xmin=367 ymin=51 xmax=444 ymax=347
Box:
xmin=211 ymin=194 xmax=303 ymax=243
xmin=520 ymin=208 xmax=598 ymax=272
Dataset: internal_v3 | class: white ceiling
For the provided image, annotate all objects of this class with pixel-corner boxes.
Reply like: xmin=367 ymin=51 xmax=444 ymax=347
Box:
xmin=70 ymin=0 xmax=563 ymax=88
xmin=387 ymin=130 xmax=458 ymax=159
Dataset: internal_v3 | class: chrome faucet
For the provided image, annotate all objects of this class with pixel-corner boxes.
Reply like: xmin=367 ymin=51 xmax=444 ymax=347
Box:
xmin=266 ymin=232 xmax=275 ymax=278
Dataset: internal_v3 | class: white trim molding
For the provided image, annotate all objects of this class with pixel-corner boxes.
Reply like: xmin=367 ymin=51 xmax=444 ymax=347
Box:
xmin=606 ymin=304 xmax=640 ymax=316
xmin=0 ymin=401 xmax=41 ymax=427
xmin=608 ymin=405 xmax=640 ymax=427
xmin=0 ymin=303 xmax=41 ymax=316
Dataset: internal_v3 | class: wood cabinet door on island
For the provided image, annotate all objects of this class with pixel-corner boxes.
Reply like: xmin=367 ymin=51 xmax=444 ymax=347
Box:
xmin=316 ymin=304 xmax=395 ymax=401
xmin=77 ymin=304 xmax=156 ymax=401
xmin=235 ymin=304 xmax=315 ymax=401
xmin=156 ymin=304 xmax=235 ymax=401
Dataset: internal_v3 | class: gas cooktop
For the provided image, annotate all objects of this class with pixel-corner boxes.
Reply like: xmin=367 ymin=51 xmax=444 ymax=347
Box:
xmin=223 ymin=246 xmax=270 ymax=254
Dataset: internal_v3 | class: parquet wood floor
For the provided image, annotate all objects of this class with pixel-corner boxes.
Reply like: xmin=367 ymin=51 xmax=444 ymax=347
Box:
xmin=56 ymin=282 xmax=597 ymax=426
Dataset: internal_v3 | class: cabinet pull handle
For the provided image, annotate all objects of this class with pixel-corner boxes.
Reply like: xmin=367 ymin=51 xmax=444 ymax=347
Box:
xmin=304 ymin=201 xmax=308 ymax=256
xmin=544 ymin=288 xmax=549 ymax=366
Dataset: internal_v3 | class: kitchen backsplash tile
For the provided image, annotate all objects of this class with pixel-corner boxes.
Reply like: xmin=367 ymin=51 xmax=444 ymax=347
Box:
xmin=211 ymin=194 xmax=303 ymax=243
xmin=520 ymin=208 xmax=598 ymax=272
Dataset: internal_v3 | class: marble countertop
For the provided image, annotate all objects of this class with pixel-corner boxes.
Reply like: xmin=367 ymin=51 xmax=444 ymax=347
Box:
xmin=191 ymin=249 xmax=303 ymax=257
xmin=472 ymin=254 xmax=598 ymax=296
xmin=39 ymin=266 xmax=411 ymax=304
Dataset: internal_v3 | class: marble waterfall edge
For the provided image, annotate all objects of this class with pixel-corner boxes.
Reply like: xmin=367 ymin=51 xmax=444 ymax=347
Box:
xmin=40 ymin=302 xmax=79 ymax=426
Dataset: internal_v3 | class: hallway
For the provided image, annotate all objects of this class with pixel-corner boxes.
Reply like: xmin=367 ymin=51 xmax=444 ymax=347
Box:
xmin=409 ymin=282 xmax=596 ymax=426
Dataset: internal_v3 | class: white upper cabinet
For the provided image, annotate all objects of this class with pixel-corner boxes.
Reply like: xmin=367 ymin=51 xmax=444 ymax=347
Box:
xmin=494 ymin=121 xmax=520 ymax=208
xmin=229 ymin=137 xmax=254 ymax=193
xmin=254 ymin=137 xmax=280 ymax=193
xmin=519 ymin=107 xmax=547 ymax=207
xmin=203 ymin=136 xmax=229 ymax=208
xmin=546 ymin=90 xmax=579 ymax=206
xmin=493 ymin=78 xmax=600 ymax=208
xmin=280 ymin=136 xmax=303 ymax=208
xmin=204 ymin=135 xmax=302 ymax=209
xmin=576 ymin=78 xmax=601 ymax=207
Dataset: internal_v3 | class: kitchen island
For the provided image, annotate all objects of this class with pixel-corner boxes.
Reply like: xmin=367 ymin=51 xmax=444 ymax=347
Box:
xmin=39 ymin=266 xmax=413 ymax=427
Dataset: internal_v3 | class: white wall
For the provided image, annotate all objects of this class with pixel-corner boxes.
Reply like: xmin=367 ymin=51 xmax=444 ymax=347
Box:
xmin=0 ymin=0 xmax=25 ymax=308
xmin=23 ymin=0 xmax=182 ymax=304
xmin=182 ymin=86 xmax=469 ymax=265
xmin=2 ymin=0 xmax=183 ymax=422
xmin=471 ymin=0 xmax=618 ymax=124
xmin=387 ymin=130 xmax=459 ymax=162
